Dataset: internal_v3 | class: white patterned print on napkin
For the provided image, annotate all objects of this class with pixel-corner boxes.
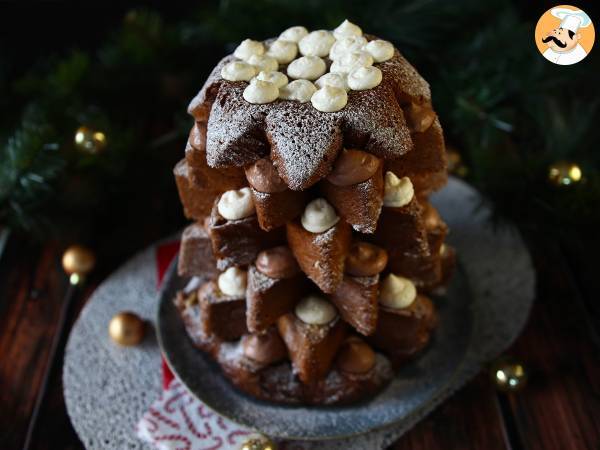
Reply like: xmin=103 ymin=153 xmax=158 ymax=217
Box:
xmin=136 ymin=380 xmax=254 ymax=450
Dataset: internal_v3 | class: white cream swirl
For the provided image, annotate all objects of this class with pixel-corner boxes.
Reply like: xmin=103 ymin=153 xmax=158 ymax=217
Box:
xmin=298 ymin=30 xmax=335 ymax=57
xmin=243 ymin=80 xmax=279 ymax=104
xmin=315 ymin=72 xmax=349 ymax=91
xmin=300 ymin=198 xmax=339 ymax=233
xmin=266 ymin=39 xmax=298 ymax=64
xmin=379 ymin=274 xmax=417 ymax=309
xmin=279 ymin=26 xmax=309 ymax=43
xmin=364 ymin=39 xmax=395 ymax=62
xmin=295 ymin=295 xmax=337 ymax=325
xmin=233 ymin=39 xmax=265 ymax=61
xmin=329 ymin=35 xmax=368 ymax=60
xmin=347 ymin=65 xmax=382 ymax=90
xmin=220 ymin=61 xmax=257 ymax=82
xmin=286 ymin=56 xmax=326 ymax=80
xmin=330 ymin=51 xmax=373 ymax=74
xmin=333 ymin=19 xmax=363 ymax=40
xmin=278 ymin=79 xmax=316 ymax=102
xmin=255 ymin=70 xmax=288 ymax=88
xmin=218 ymin=267 xmax=248 ymax=297
xmin=217 ymin=187 xmax=256 ymax=220
xmin=311 ymin=85 xmax=348 ymax=112
xmin=383 ymin=172 xmax=414 ymax=207
xmin=247 ymin=54 xmax=278 ymax=72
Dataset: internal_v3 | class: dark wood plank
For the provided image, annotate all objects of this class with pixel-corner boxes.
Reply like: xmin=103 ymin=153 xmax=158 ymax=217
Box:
xmin=28 ymin=282 xmax=98 ymax=450
xmin=0 ymin=238 xmax=68 ymax=449
xmin=391 ymin=374 xmax=510 ymax=450
xmin=560 ymin=237 xmax=600 ymax=349
xmin=503 ymin=237 xmax=600 ymax=450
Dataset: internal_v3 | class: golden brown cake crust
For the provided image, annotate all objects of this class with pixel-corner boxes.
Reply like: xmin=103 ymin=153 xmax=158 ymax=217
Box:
xmin=187 ymin=35 xmax=432 ymax=191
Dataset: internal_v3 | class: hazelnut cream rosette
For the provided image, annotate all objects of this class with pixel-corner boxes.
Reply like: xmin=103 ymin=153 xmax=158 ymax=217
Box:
xmin=368 ymin=274 xmax=438 ymax=367
xmin=215 ymin=326 xmax=290 ymax=400
xmin=320 ymin=149 xmax=384 ymax=233
xmin=185 ymin=122 xmax=206 ymax=154
xmin=240 ymin=327 xmax=288 ymax=367
xmin=246 ymin=246 xmax=309 ymax=333
xmin=186 ymin=121 xmax=207 ymax=167
xmin=330 ymin=242 xmax=388 ymax=336
xmin=197 ymin=267 xmax=249 ymax=341
xmin=333 ymin=336 xmax=393 ymax=390
xmin=286 ymin=198 xmax=352 ymax=293
xmin=277 ymin=295 xmax=347 ymax=384
xmin=208 ymin=187 xmax=285 ymax=269
xmin=245 ymin=158 xmax=308 ymax=231
xmin=336 ymin=336 xmax=376 ymax=375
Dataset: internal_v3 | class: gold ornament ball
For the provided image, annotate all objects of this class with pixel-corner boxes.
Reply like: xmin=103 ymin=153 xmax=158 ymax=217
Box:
xmin=446 ymin=147 xmax=468 ymax=177
xmin=491 ymin=358 xmax=528 ymax=392
xmin=548 ymin=161 xmax=582 ymax=186
xmin=109 ymin=312 xmax=145 ymax=346
xmin=62 ymin=245 xmax=96 ymax=276
xmin=74 ymin=126 xmax=107 ymax=154
xmin=240 ymin=437 xmax=277 ymax=450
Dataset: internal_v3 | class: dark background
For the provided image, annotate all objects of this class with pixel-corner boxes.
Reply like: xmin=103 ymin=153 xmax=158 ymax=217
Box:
xmin=1 ymin=1 xmax=599 ymax=449
xmin=2 ymin=1 xmax=598 ymax=67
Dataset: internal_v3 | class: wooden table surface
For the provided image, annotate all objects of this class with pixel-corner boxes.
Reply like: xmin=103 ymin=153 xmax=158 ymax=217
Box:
xmin=0 ymin=232 xmax=598 ymax=450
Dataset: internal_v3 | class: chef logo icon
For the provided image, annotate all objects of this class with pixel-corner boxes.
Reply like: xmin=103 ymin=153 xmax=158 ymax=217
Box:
xmin=535 ymin=5 xmax=595 ymax=65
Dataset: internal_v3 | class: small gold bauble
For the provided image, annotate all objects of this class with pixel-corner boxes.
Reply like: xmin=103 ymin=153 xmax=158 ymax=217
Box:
xmin=446 ymin=147 xmax=468 ymax=177
xmin=491 ymin=358 xmax=528 ymax=392
xmin=240 ymin=436 xmax=277 ymax=450
xmin=74 ymin=126 xmax=107 ymax=154
xmin=62 ymin=245 xmax=96 ymax=277
xmin=109 ymin=312 xmax=145 ymax=346
xmin=548 ymin=161 xmax=582 ymax=186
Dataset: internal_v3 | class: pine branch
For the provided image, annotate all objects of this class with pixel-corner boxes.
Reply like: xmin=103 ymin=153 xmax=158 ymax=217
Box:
xmin=0 ymin=109 xmax=64 ymax=232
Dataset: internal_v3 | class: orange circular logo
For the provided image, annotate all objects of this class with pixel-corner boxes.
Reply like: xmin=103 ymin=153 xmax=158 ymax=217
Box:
xmin=535 ymin=5 xmax=594 ymax=65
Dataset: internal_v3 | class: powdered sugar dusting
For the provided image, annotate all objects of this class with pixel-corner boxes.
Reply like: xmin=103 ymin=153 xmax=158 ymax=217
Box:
xmin=266 ymin=103 xmax=343 ymax=190
xmin=295 ymin=315 xmax=341 ymax=343
xmin=313 ymin=223 xmax=337 ymax=245
xmin=188 ymin=33 xmax=432 ymax=191
xmin=247 ymin=264 xmax=278 ymax=292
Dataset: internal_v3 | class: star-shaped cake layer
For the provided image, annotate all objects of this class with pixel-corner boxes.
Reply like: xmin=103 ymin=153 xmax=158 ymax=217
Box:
xmin=188 ymin=36 xmax=432 ymax=190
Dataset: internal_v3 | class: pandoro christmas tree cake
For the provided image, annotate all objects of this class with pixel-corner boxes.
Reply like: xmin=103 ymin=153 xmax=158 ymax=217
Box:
xmin=173 ymin=19 xmax=455 ymax=405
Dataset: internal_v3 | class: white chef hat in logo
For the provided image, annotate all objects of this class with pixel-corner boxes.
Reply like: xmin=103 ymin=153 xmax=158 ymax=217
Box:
xmin=551 ymin=7 xmax=592 ymax=33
